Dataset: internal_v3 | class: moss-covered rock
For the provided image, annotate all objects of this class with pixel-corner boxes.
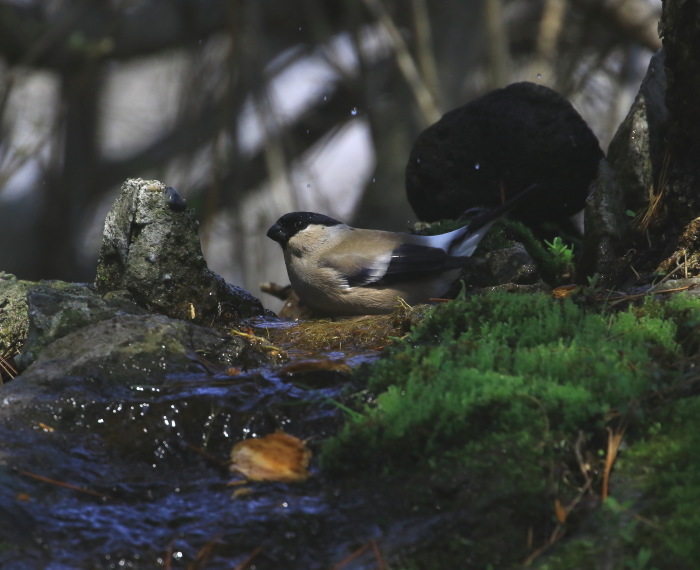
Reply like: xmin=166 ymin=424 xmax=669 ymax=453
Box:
xmin=0 ymin=272 xmax=32 ymax=380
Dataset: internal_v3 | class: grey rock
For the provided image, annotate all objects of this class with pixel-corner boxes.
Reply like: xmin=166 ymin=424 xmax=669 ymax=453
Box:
xmin=580 ymin=159 xmax=629 ymax=285
xmin=485 ymin=243 xmax=541 ymax=285
xmin=94 ymin=178 xmax=266 ymax=324
xmin=14 ymin=282 xmax=147 ymax=370
xmin=607 ymin=49 xmax=668 ymax=212
xmin=14 ymin=313 xmax=260 ymax=392
xmin=13 ymin=280 xmax=274 ymax=376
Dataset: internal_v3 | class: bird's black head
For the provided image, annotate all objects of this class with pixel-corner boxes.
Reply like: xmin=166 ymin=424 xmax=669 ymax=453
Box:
xmin=267 ymin=211 xmax=343 ymax=247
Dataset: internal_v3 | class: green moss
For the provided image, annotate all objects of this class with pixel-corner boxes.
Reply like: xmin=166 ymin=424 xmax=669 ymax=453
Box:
xmin=620 ymin=396 xmax=700 ymax=567
xmin=321 ymin=291 xmax=700 ymax=567
xmin=534 ymin=395 xmax=700 ymax=570
xmin=496 ymin=219 xmax=579 ymax=283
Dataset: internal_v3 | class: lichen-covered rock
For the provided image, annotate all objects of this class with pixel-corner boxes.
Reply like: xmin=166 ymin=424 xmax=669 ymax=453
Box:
xmin=94 ymin=179 xmax=266 ymax=324
xmin=14 ymin=282 xmax=147 ymax=370
xmin=607 ymin=49 xmax=668 ymax=212
xmin=12 ymin=280 xmax=276 ymax=375
xmin=405 ymin=82 xmax=603 ymax=226
xmin=15 ymin=313 xmax=267 ymax=389
xmin=0 ymin=272 xmax=33 ymax=378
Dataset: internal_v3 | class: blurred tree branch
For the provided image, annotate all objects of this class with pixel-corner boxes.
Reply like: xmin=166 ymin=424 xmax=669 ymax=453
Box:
xmin=0 ymin=0 xmax=230 ymax=67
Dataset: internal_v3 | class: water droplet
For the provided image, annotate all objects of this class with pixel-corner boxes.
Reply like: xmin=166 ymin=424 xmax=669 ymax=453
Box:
xmin=350 ymin=106 xmax=358 ymax=116
xmin=474 ymin=163 xmax=480 ymax=170
xmin=371 ymin=177 xmax=376 ymax=183
xmin=537 ymin=73 xmax=542 ymax=79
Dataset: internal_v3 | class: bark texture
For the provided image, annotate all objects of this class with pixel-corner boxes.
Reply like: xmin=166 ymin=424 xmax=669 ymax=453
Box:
xmin=659 ymin=0 xmax=700 ymax=228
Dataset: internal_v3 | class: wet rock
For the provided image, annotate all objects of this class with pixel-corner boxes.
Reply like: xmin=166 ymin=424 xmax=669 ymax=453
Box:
xmin=15 ymin=313 xmax=265 ymax=391
xmin=485 ymin=243 xmax=541 ymax=285
xmin=607 ymin=49 xmax=668 ymax=212
xmin=15 ymin=282 xmax=148 ymax=370
xmin=405 ymin=82 xmax=603 ymax=226
xmin=580 ymin=159 xmax=629 ymax=285
xmin=11 ymin=279 xmax=276 ymax=379
xmin=94 ymin=178 xmax=266 ymax=325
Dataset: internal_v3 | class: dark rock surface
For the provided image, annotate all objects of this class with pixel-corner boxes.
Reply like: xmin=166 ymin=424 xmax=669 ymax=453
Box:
xmin=580 ymin=159 xmax=629 ymax=285
xmin=485 ymin=242 xmax=541 ymax=285
xmin=15 ymin=282 xmax=148 ymax=370
xmin=405 ymin=82 xmax=604 ymax=226
xmin=94 ymin=178 xmax=266 ymax=324
xmin=14 ymin=289 xmax=266 ymax=387
xmin=607 ymin=49 xmax=668 ymax=212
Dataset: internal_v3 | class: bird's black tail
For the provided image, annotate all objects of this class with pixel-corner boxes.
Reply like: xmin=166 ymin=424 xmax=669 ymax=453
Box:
xmin=466 ymin=183 xmax=540 ymax=234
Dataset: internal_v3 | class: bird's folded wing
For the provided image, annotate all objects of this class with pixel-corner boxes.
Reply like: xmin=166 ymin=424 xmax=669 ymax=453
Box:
xmin=321 ymin=243 xmax=475 ymax=288
xmin=383 ymin=243 xmax=477 ymax=280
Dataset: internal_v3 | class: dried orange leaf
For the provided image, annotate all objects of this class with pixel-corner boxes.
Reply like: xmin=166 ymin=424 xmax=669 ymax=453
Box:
xmin=229 ymin=431 xmax=311 ymax=482
xmin=552 ymin=285 xmax=579 ymax=299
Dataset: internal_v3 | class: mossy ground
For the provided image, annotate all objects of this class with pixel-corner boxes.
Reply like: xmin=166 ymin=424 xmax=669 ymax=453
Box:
xmin=321 ymin=290 xmax=700 ymax=568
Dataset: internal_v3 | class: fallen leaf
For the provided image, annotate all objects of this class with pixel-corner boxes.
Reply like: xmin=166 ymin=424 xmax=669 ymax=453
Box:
xmin=552 ymin=285 xmax=579 ymax=299
xmin=229 ymin=431 xmax=311 ymax=482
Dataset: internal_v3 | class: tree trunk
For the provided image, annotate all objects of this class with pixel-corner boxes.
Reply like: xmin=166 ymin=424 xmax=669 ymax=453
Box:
xmin=659 ymin=0 xmax=700 ymax=229
xmin=37 ymin=65 xmax=102 ymax=280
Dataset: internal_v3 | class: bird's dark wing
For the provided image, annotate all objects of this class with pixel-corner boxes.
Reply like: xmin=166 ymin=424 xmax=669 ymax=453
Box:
xmin=379 ymin=243 xmax=480 ymax=282
xmin=335 ymin=243 xmax=480 ymax=287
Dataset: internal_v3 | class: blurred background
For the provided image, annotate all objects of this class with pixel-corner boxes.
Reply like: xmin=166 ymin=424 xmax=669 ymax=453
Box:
xmin=0 ymin=0 xmax=661 ymax=312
